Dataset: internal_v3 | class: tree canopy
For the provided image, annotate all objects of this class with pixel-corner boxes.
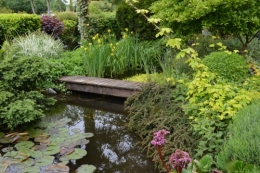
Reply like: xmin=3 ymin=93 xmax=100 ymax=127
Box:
xmin=150 ymin=0 xmax=260 ymax=49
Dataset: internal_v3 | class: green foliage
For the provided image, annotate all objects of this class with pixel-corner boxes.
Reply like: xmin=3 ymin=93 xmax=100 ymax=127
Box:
xmin=60 ymin=19 xmax=80 ymax=50
xmin=116 ymin=0 xmax=157 ymax=41
xmin=150 ymin=0 xmax=260 ymax=41
xmin=51 ymin=49 xmax=86 ymax=76
xmin=0 ymin=7 xmax=13 ymax=13
xmin=217 ymin=100 xmax=260 ymax=167
xmin=5 ymin=0 xmax=47 ymax=14
xmin=202 ymin=52 xmax=249 ymax=82
xmin=81 ymin=33 xmax=162 ymax=78
xmin=0 ymin=55 xmax=62 ymax=91
xmin=0 ymin=13 xmax=41 ymax=47
xmin=55 ymin=11 xmax=78 ymax=22
xmin=181 ymin=50 xmax=260 ymax=157
xmin=183 ymin=155 xmax=214 ymax=173
xmin=125 ymin=83 xmax=199 ymax=169
xmin=5 ymin=31 xmax=63 ymax=59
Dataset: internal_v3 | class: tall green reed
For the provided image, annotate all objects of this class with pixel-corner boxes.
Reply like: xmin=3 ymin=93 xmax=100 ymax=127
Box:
xmin=81 ymin=29 xmax=161 ymax=78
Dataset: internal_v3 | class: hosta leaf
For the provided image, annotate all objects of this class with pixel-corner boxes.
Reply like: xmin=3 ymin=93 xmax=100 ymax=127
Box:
xmin=44 ymin=163 xmax=69 ymax=173
xmin=65 ymin=148 xmax=87 ymax=160
xmin=35 ymin=156 xmax=54 ymax=166
xmin=76 ymin=164 xmax=96 ymax=173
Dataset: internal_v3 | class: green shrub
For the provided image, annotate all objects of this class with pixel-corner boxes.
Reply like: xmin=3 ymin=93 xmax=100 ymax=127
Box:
xmin=0 ymin=55 xmax=62 ymax=91
xmin=218 ymin=100 xmax=260 ymax=167
xmin=125 ymin=83 xmax=198 ymax=169
xmin=5 ymin=31 xmax=63 ymax=59
xmin=54 ymin=11 xmax=78 ymax=22
xmin=116 ymin=0 xmax=157 ymax=41
xmin=0 ymin=13 xmax=41 ymax=47
xmin=61 ymin=19 xmax=80 ymax=50
xmin=202 ymin=51 xmax=249 ymax=82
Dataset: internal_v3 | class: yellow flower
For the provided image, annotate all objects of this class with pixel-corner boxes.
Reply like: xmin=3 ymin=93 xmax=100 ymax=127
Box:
xmin=116 ymin=42 xmax=119 ymax=46
xmin=111 ymin=53 xmax=114 ymax=56
xmin=123 ymin=35 xmax=127 ymax=39
xmin=125 ymin=28 xmax=128 ymax=32
xmin=80 ymin=46 xmax=84 ymax=49
xmin=111 ymin=48 xmax=115 ymax=52
xmin=130 ymin=31 xmax=134 ymax=34
xmin=89 ymin=43 xmax=92 ymax=46
xmin=92 ymin=36 xmax=96 ymax=40
xmin=84 ymin=48 xmax=87 ymax=51
xmin=110 ymin=43 xmax=113 ymax=47
xmin=98 ymin=39 xmax=101 ymax=44
xmin=108 ymin=29 xmax=111 ymax=33
xmin=86 ymin=23 xmax=89 ymax=26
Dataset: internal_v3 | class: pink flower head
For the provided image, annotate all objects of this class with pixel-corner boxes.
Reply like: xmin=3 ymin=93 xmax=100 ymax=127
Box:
xmin=151 ymin=129 xmax=170 ymax=146
xmin=169 ymin=149 xmax=192 ymax=172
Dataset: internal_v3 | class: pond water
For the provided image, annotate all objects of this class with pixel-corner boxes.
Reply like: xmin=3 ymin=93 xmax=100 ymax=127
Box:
xmin=44 ymin=93 xmax=159 ymax=173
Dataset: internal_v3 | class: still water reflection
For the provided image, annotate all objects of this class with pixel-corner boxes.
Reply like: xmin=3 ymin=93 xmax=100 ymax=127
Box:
xmin=45 ymin=95 xmax=158 ymax=173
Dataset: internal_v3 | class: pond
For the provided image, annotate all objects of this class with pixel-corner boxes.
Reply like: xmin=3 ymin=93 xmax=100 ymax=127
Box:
xmin=43 ymin=93 xmax=159 ymax=173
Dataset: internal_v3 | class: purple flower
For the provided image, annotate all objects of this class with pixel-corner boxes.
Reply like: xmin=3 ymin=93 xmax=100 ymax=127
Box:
xmin=151 ymin=129 xmax=170 ymax=146
xmin=169 ymin=149 xmax=192 ymax=172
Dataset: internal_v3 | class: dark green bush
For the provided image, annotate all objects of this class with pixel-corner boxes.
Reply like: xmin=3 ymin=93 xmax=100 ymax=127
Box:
xmin=116 ymin=0 xmax=157 ymax=41
xmin=125 ymin=83 xmax=198 ymax=169
xmin=61 ymin=19 xmax=80 ymax=50
xmin=0 ymin=13 xmax=41 ymax=47
xmin=218 ymin=100 xmax=260 ymax=167
xmin=202 ymin=51 xmax=249 ymax=82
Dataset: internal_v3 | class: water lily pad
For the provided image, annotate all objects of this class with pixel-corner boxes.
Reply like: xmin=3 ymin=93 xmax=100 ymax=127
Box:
xmin=25 ymin=129 xmax=43 ymax=138
xmin=55 ymin=118 xmax=71 ymax=128
xmin=35 ymin=156 xmax=54 ymax=166
xmin=42 ymin=145 xmax=60 ymax=156
xmin=44 ymin=163 xmax=69 ymax=173
xmin=0 ymin=163 xmax=8 ymax=173
xmin=50 ymin=137 xmax=66 ymax=146
xmin=78 ymin=139 xmax=89 ymax=146
xmin=15 ymin=141 xmax=34 ymax=151
xmin=34 ymin=134 xmax=50 ymax=143
xmin=65 ymin=148 xmax=87 ymax=160
xmin=58 ymin=128 xmax=69 ymax=134
xmin=60 ymin=147 xmax=74 ymax=155
xmin=0 ymin=137 xmax=11 ymax=144
xmin=71 ymin=128 xmax=81 ymax=134
xmin=2 ymin=147 xmax=14 ymax=152
xmin=4 ymin=151 xmax=18 ymax=157
xmin=15 ymin=136 xmax=30 ymax=142
xmin=3 ymin=152 xmax=29 ymax=165
xmin=83 ymin=133 xmax=94 ymax=138
xmin=30 ymin=150 xmax=43 ymax=158
xmin=20 ymin=158 xmax=35 ymax=166
xmin=17 ymin=166 xmax=40 ymax=173
xmin=76 ymin=164 xmax=96 ymax=173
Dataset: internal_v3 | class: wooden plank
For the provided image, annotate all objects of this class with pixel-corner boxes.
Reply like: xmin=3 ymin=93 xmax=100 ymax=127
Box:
xmin=59 ymin=76 xmax=144 ymax=97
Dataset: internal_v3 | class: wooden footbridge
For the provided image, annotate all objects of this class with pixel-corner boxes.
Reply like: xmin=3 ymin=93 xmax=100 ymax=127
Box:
xmin=59 ymin=76 xmax=144 ymax=98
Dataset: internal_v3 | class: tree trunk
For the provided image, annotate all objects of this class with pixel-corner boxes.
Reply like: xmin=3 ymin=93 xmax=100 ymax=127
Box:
xmin=59 ymin=0 xmax=62 ymax=12
xmin=30 ymin=0 xmax=36 ymax=14
xmin=76 ymin=0 xmax=89 ymax=42
xmin=46 ymin=0 xmax=51 ymax=16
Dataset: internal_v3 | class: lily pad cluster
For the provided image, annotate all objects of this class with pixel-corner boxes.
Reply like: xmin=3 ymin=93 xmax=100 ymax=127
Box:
xmin=0 ymin=118 xmax=96 ymax=173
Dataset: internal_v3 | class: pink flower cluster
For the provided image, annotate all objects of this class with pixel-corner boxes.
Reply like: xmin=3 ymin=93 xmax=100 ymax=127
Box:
xmin=151 ymin=129 xmax=170 ymax=146
xmin=169 ymin=149 xmax=192 ymax=170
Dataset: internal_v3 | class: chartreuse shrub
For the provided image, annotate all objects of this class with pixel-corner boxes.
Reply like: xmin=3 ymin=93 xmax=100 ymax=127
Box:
xmin=0 ymin=13 xmax=40 ymax=47
xmin=202 ymin=51 xmax=249 ymax=82
xmin=181 ymin=49 xmax=260 ymax=157
xmin=4 ymin=31 xmax=63 ymax=59
xmin=217 ymin=100 xmax=260 ymax=168
xmin=125 ymin=82 xmax=199 ymax=170
xmin=61 ymin=19 xmax=80 ymax=50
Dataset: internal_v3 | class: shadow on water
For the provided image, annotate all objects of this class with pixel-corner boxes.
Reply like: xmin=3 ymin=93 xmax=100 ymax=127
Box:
xmin=45 ymin=93 xmax=159 ymax=173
